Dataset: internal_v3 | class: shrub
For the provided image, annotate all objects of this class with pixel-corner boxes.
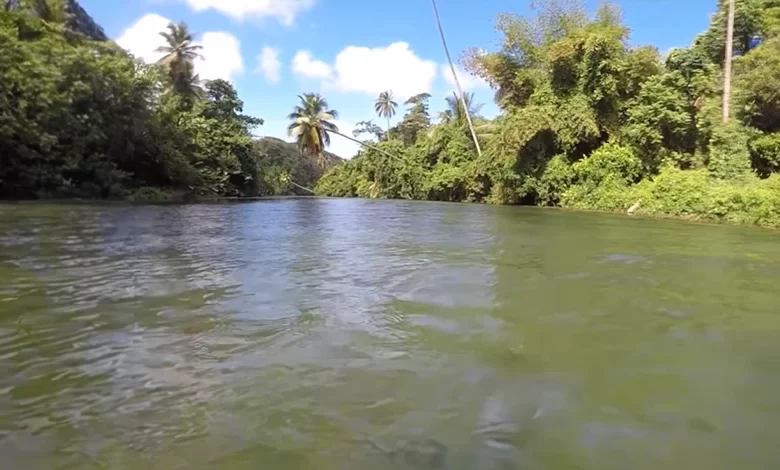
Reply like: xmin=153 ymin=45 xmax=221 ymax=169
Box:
xmin=707 ymin=122 xmax=752 ymax=179
xmin=749 ymin=131 xmax=780 ymax=176
xmin=129 ymin=187 xmax=172 ymax=203
xmin=571 ymin=142 xmax=643 ymax=185
xmin=559 ymin=143 xmax=642 ymax=211
xmin=536 ymin=154 xmax=574 ymax=206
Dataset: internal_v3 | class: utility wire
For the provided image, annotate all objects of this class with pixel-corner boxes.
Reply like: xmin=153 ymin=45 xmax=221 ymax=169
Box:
xmin=430 ymin=0 xmax=483 ymax=158
xmin=330 ymin=129 xmax=403 ymax=162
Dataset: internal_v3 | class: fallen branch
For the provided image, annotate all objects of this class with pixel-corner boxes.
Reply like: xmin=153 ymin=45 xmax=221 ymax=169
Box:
xmin=290 ymin=181 xmax=314 ymax=194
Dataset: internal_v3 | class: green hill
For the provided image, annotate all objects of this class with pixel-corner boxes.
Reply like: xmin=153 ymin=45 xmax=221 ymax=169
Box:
xmin=252 ymin=137 xmax=345 ymax=195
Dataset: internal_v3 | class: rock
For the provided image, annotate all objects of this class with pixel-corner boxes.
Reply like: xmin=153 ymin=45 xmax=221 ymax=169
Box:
xmin=4 ymin=0 xmax=108 ymax=41
xmin=627 ymin=200 xmax=641 ymax=216
xmin=63 ymin=0 xmax=107 ymax=40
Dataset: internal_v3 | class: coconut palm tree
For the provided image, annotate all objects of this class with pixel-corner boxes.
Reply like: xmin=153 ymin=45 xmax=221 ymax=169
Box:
xmin=287 ymin=93 xmax=339 ymax=164
xmin=374 ymin=91 xmax=398 ymax=137
xmin=439 ymin=92 xmax=483 ymax=124
xmin=156 ymin=22 xmax=203 ymax=100
xmin=157 ymin=22 xmax=203 ymax=69
xmin=172 ymin=61 xmax=204 ymax=101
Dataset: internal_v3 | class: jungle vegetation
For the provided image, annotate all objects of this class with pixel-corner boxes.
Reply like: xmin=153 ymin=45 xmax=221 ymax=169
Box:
xmin=315 ymin=0 xmax=780 ymax=227
xmin=0 ymin=4 xmax=339 ymax=200
xmin=3 ymin=0 xmax=780 ymax=228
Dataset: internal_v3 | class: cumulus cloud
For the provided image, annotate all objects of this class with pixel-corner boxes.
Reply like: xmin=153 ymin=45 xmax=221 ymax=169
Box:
xmin=116 ymin=14 xmax=244 ymax=82
xmin=292 ymin=51 xmax=333 ymax=79
xmin=197 ymin=32 xmax=244 ymax=81
xmin=180 ymin=0 xmax=316 ymax=25
xmin=291 ymin=42 xmax=438 ymax=99
xmin=440 ymin=64 xmax=489 ymax=91
xmin=257 ymin=46 xmax=281 ymax=83
xmin=116 ymin=14 xmax=171 ymax=64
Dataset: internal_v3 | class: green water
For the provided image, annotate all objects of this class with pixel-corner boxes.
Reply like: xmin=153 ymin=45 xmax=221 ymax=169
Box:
xmin=1 ymin=199 xmax=779 ymax=469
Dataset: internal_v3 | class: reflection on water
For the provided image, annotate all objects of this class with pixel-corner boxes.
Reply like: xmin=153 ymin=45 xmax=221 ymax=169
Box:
xmin=1 ymin=199 xmax=780 ymax=469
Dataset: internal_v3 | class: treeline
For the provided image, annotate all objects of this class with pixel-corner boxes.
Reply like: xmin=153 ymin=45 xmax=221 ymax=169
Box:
xmin=0 ymin=8 xmax=334 ymax=200
xmin=315 ymin=0 xmax=780 ymax=228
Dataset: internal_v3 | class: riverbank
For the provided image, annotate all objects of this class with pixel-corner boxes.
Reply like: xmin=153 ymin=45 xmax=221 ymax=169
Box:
xmin=557 ymin=166 xmax=780 ymax=230
xmin=314 ymin=164 xmax=780 ymax=230
xmin=5 ymin=187 xmax=779 ymax=232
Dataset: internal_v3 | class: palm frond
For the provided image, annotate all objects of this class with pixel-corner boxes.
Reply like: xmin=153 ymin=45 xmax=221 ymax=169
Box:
xmin=287 ymin=93 xmax=339 ymax=157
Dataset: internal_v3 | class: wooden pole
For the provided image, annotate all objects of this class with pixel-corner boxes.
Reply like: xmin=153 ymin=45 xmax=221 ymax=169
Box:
xmin=430 ymin=0 xmax=483 ymax=157
xmin=722 ymin=0 xmax=735 ymax=123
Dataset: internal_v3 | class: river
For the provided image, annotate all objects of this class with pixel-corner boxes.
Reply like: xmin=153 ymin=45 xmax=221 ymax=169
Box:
xmin=0 ymin=199 xmax=778 ymax=469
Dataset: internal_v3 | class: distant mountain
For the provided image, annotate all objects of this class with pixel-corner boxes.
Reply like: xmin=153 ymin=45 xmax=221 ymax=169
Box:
xmin=257 ymin=137 xmax=345 ymax=166
xmin=252 ymin=137 xmax=344 ymax=194
xmin=4 ymin=0 xmax=107 ymax=41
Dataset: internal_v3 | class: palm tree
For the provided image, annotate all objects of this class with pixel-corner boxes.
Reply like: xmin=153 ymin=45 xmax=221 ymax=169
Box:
xmin=173 ymin=62 xmax=205 ymax=101
xmin=374 ymin=91 xmax=398 ymax=137
xmin=157 ymin=22 xmax=203 ymax=68
xmin=287 ymin=93 xmax=340 ymax=164
xmin=156 ymin=22 xmax=203 ymax=99
xmin=440 ymin=92 xmax=483 ymax=124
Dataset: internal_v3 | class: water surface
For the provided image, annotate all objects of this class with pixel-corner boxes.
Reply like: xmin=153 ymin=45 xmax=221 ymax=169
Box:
xmin=1 ymin=199 xmax=779 ymax=469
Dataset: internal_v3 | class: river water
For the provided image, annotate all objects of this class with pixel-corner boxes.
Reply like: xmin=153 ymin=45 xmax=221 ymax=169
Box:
xmin=0 ymin=199 xmax=779 ymax=469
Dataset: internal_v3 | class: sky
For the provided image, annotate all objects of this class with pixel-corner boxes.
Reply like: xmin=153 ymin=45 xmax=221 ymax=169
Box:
xmin=80 ymin=0 xmax=720 ymax=159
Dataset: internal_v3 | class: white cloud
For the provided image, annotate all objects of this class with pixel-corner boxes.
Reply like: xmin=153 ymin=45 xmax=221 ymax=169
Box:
xmin=291 ymin=42 xmax=438 ymax=99
xmin=292 ymin=50 xmax=333 ymax=79
xmin=440 ymin=64 xmax=488 ymax=91
xmin=197 ymin=32 xmax=244 ymax=82
xmin=116 ymin=14 xmax=244 ymax=83
xmin=332 ymin=43 xmax=437 ymax=98
xmin=180 ymin=0 xmax=316 ymax=25
xmin=257 ymin=46 xmax=281 ymax=83
xmin=116 ymin=13 xmax=171 ymax=64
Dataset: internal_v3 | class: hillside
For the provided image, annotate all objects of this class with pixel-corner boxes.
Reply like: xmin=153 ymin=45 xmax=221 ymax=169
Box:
xmin=1 ymin=5 xmax=346 ymax=200
xmin=253 ymin=137 xmax=345 ymax=195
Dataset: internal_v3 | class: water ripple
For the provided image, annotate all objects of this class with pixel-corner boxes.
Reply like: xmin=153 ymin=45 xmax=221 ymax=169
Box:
xmin=1 ymin=200 xmax=780 ymax=469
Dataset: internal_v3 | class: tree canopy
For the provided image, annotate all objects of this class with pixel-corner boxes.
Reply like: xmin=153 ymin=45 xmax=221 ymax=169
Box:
xmin=314 ymin=0 xmax=780 ymax=227
xmin=0 ymin=10 xmax=338 ymax=200
xmin=3 ymin=1 xmax=780 ymax=227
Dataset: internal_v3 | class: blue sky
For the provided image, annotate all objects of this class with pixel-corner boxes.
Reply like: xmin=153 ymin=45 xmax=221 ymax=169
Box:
xmin=82 ymin=0 xmax=718 ymax=159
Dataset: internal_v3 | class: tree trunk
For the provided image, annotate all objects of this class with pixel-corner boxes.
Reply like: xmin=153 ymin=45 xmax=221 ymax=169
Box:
xmin=386 ymin=116 xmax=390 ymax=140
xmin=290 ymin=180 xmax=314 ymax=194
xmin=722 ymin=0 xmax=735 ymax=123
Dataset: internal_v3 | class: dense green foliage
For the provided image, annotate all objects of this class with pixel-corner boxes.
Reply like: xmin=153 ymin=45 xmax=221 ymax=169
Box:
xmin=4 ymin=0 xmax=780 ymax=227
xmin=0 ymin=10 xmax=335 ymax=199
xmin=252 ymin=137 xmax=343 ymax=195
xmin=286 ymin=93 xmax=340 ymax=166
xmin=316 ymin=0 xmax=780 ymax=227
